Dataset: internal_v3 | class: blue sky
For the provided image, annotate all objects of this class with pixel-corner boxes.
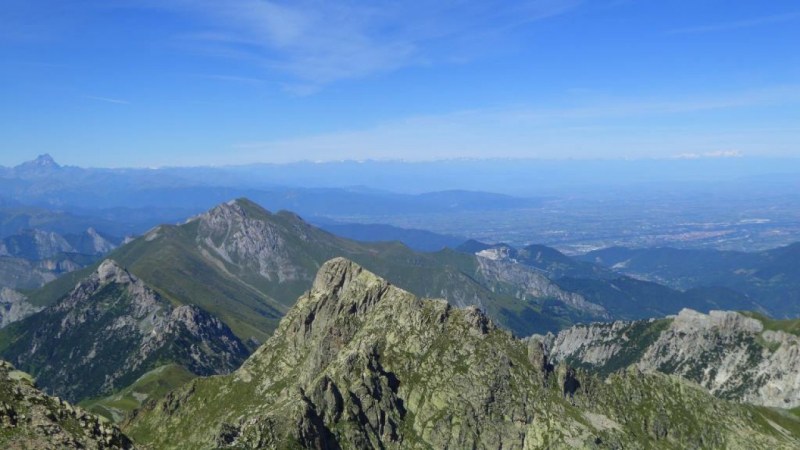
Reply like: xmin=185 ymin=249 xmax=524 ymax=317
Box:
xmin=1 ymin=0 xmax=799 ymax=167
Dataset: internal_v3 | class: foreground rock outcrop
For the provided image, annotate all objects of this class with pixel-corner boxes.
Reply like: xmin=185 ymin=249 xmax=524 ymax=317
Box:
xmin=125 ymin=258 xmax=800 ymax=449
xmin=0 ymin=360 xmax=133 ymax=449
xmin=541 ymin=308 xmax=800 ymax=408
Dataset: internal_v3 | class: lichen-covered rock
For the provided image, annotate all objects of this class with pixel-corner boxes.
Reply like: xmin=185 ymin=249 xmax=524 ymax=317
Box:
xmin=545 ymin=308 xmax=800 ymax=408
xmin=0 ymin=360 xmax=134 ymax=449
xmin=126 ymin=258 xmax=800 ymax=449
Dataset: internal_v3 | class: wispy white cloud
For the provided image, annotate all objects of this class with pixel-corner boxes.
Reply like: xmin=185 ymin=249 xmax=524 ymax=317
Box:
xmin=667 ymin=11 xmax=800 ymax=35
xmin=125 ymin=0 xmax=580 ymax=86
xmin=85 ymin=95 xmax=130 ymax=105
xmin=672 ymin=150 xmax=743 ymax=159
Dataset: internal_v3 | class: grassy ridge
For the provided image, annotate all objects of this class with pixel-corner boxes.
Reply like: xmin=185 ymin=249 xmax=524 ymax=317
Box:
xmin=741 ymin=311 xmax=800 ymax=336
xmin=80 ymin=364 xmax=196 ymax=422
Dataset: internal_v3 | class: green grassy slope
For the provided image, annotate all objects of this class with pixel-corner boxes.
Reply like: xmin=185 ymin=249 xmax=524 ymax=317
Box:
xmin=80 ymin=364 xmax=196 ymax=422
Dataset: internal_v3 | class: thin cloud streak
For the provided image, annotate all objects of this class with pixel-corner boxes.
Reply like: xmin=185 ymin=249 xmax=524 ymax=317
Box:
xmin=667 ymin=11 xmax=800 ymax=34
xmin=85 ymin=95 xmax=130 ymax=105
xmin=672 ymin=150 xmax=744 ymax=160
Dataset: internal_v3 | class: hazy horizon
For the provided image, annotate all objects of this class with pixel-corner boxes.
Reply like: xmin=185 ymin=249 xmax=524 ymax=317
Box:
xmin=3 ymin=151 xmax=800 ymax=170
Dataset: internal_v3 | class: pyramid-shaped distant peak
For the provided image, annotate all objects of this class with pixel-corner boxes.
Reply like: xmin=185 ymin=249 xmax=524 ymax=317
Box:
xmin=13 ymin=154 xmax=62 ymax=175
xmin=34 ymin=153 xmax=58 ymax=166
xmin=17 ymin=153 xmax=60 ymax=169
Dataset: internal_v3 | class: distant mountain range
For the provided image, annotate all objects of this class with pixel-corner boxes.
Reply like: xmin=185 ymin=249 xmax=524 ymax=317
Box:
xmin=579 ymin=244 xmax=800 ymax=317
xmin=314 ymin=220 xmax=465 ymax=252
xmin=7 ymin=155 xmax=796 ymax=195
xmin=455 ymin=240 xmax=763 ymax=320
xmin=4 ymin=154 xmax=800 ymax=253
xmin=1 ymin=227 xmax=115 ymax=260
xmin=0 ymin=154 xmax=544 ymax=220
xmin=0 ymin=227 xmax=119 ymax=328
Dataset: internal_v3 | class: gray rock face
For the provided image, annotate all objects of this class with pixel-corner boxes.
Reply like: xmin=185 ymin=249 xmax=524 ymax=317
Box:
xmin=0 ymin=227 xmax=115 ymax=260
xmin=0 ymin=287 xmax=42 ymax=328
xmin=0 ymin=229 xmax=73 ymax=260
xmin=0 ymin=227 xmax=116 ymax=292
xmin=0 ymin=259 xmax=249 ymax=402
xmin=196 ymin=201 xmax=306 ymax=283
xmin=544 ymin=308 xmax=800 ymax=408
xmin=85 ymin=227 xmax=116 ymax=255
xmin=0 ymin=257 xmax=57 ymax=291
xmin=542 ymin=320 xmax=637 ymax=366
xmin=476 ymin=256 xmax=609 ymax=319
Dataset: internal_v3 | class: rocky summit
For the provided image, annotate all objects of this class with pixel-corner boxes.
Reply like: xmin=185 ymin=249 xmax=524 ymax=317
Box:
xmin=125 ymin=258 xmax=800 ymax=449
xmin=0 ymin=360 xmax=133 ymax=449
xmin=0 ymin=259 xmax=248 ymax=402
xmin=540 ymin=308 xmax=800 ymax=408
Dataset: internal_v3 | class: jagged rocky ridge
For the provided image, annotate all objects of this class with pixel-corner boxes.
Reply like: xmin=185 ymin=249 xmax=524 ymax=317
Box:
xmin=470 ymin=242 xmax=615 ymax=280
xmin=0 ymin=360 xmax=133 ymax=449
xmin=125 ymin=258 xmax=800 ymax=449
xmin=475 ymin=257 xmax=609 ymax=319
xmin=539 ymin=308 xmax=800 ymax=408
xmin=464 ymin=240 xmax=760 ymax=322
xmin=0 ymin=260 xmax=248 ymax=402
